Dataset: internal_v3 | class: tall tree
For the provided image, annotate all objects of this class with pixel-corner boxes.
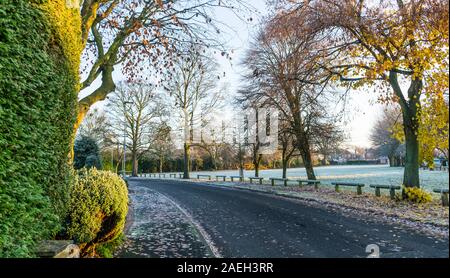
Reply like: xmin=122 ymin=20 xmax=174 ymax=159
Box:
xmin=107 ymin=82 xmax=164 ymax=176
xmin=150 ymin=122 xmax=174 ymax=173
xmin=272 ymin=0 xmax=449 ymax=188
xmin=238 ymin=24 xmax=337 ymax=180
xmin=198 ymin=121 xmax=228 ymax=171
xmin=165 ymin=49 xmax=221 ymax=178
xmin=243 ymin=106 xmax=263 ymax=177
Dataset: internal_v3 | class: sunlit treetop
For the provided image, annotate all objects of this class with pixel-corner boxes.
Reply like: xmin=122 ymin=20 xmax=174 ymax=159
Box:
xmin=270 ymin=0 xmax=449 ymax=102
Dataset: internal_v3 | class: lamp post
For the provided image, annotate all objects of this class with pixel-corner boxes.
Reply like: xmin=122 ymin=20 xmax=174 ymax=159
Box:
xmin=122 ymin=101 xmax=132 ymax=177
xmin=111 ymin=147 xmax=114 ymax=171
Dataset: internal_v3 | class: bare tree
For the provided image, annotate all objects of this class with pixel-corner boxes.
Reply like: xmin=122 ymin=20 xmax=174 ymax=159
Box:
xmin=198 ymin=120 xmax=228 ymax=170
xmin=165 ymin=49 xmax=222 ymax=178
xmin=150 ymin=122 xmax=174 ymax=173
xmin=106 ymin=82 xmax=165 ymax=176
xmin=238 ymin=23 xmax=339 ymax=180
xmin=312 ymin=123 xmax=345 ymax=166
xmin=370 ymin=106 xmax=404 ymax=167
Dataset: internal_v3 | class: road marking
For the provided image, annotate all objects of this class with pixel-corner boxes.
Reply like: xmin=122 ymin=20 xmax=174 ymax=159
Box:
xmin=157 ymin=191 xmax=222 ymax=258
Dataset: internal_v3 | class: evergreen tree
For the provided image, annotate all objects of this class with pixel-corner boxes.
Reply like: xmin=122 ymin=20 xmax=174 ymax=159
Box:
xmin=74 ymin=136 xmax=102 ymax=170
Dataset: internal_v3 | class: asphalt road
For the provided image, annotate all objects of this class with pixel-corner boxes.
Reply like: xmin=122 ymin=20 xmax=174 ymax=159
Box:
xmin=128 ymin=178 xmax=449 ymax=258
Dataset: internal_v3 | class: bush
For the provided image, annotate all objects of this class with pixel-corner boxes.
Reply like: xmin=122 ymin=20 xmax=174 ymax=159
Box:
xmin=403 ymin=186 xmax=432 ymax=204
xmin=66 ymin=168 xmax=128 ymax=256
xmin=0 ymin=0 xmax=79 ymax=257
xmin=74 ymin=136 xmax=102 ymax=170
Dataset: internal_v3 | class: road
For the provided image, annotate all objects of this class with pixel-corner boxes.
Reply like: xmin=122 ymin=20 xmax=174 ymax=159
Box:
xmin=126 ymin=178 xmax=449 ymax=258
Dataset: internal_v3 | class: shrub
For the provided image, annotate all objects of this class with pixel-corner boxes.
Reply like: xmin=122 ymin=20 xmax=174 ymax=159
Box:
xmin=0 ymin=0 xmax=79 ymax=257
xmin=403 ymin=186 xmax=432 ymax=204
xmin=66 ymin=168 xmax=128 ymax=256
xmin=74 ymin=136 xmax=102 ymax=170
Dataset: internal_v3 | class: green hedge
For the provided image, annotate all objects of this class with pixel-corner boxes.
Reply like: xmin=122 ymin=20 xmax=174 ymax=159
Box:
xmin=0 ymin=0 xmax=78 ymax=257
xmin=66 ymin=168 xmax=128 ymax=257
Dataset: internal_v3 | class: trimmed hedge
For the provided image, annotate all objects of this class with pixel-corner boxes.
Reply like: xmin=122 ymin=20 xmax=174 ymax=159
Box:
xmin=66 ymin=168 xmax=128 ymax=256
xmin=0 ymin=0 xmax=80 ymax=257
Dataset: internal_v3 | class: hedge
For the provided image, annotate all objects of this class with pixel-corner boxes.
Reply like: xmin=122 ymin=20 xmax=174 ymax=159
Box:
xmin=0 ymin=0 xmax=80 ymax=257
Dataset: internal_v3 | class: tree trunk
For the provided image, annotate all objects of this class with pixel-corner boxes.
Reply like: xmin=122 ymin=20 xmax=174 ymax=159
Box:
xmin=281 ymin=148 xmax=287 ymax=179
xmin=183 ymin=142 xmax=190 ymax=179
xmin=388 ymin=155 xmax=394 ymax=167
xmin=302 ymin=152 xmax=316 ymax=180
xmin=298 ymin=139 xmax=316 ymax=180
xmin=208 ymin=150 xmax=217 ymax=171
xmin=253 ymin=108 xmax=260 ymax=178
xmin=296 ymin=135 xmax=316 ymax=180
xmin=402 ymin=119 xmax=420 ymax=188
xmin=238 ymin=143 xmax=244 ymax=179
xmin=389 ymin=72 xmax=421 ymax=188
xmin=115 ymin=144 xmax=121 ymax=174
xmin=212 ymin=156 xmax=217 ymax=171
xmin=131 ymin=149 xmax=138 ymax=177
xmin=282 ymin=160 xmax=287 ymax=179
xmin=253 ymin=153 xmax=262 ymax=177
xmin=401 ymin=98 xmax=421 ymax=188
xmin=254 ymin=161 xmax=259 ymax=177
xmin=159 ymin=155 xmax=163 ymax=173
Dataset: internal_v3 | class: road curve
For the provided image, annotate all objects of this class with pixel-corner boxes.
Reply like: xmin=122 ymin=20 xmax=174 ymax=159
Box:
xmin=127 ymin=178 xmax=449 ymax=258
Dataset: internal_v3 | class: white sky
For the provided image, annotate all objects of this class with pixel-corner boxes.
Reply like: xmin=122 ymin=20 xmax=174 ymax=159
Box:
xmin=81 ymin=0 xmax=388 ymax=149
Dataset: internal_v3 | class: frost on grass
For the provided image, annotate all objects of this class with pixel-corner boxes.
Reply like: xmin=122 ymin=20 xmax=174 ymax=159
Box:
xmin=188 ymin=165 xmax=449 ymax=191
xmin=114 ymin=185 xmax=213 ymax=258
